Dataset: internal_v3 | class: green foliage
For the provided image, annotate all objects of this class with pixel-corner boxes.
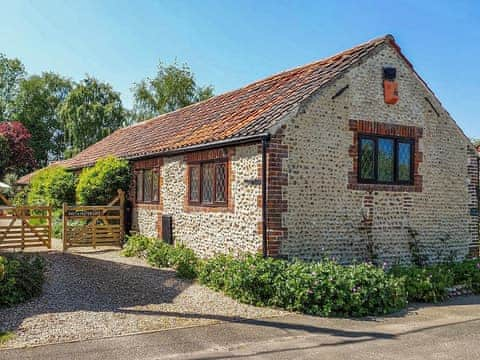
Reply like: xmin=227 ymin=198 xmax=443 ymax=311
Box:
xmin=0 ymin=254 xmax=46 ymax=308
xmin=12 ymin=188 xmax=27 ymax=206
xmin=12 ymin=72 xmax=73 ymax=165
xmin=132 ymin=60 xmax=214 ymax=121
xmin=199 ymin=254 xmax=407 ymax=317
xmin=59 ymin=76 xmax=127 ymax=158
xmin=122 ymin=234 xmax=199 ymax=279
xmin=471 ymin=138 xmax=480 ymax=147
xmin=27 ymin=165 xmax=76 ymax=208
xmin=0 ymin=331 xmax=14 ymax=345
xmin=76 ymin=156 xmax=131 ymax=205
xmin=121 ymin=233 xmax=154 ymax=258
xmin=451 ymin=259 xmax=480 ymax=293
xmin=0 ymin=53 xmax=25 ymax=120
xmin=390 ymin=265 xmax=454 ymax=303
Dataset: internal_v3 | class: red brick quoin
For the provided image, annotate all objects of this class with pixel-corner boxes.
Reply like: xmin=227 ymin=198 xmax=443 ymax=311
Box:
xmin=348 ymin=119 xmax=423 ymax=192
xmin=258 ymin=126 xmax=289 ymax=257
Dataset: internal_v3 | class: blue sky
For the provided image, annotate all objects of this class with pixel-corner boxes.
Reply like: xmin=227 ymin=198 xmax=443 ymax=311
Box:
xmin=1 ymin=0 xmax=479 ymax=138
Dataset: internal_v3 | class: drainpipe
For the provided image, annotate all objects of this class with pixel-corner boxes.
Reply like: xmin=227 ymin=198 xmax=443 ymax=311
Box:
xmin=262 ymin=135 xmax=270 ymax=258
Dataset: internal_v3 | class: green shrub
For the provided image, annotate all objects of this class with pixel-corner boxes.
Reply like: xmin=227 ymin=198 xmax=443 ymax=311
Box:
xmin=199 ymin=254 xmax=407 ymax=317
xmin=76 ymin=156 xmax=131 ymax=205
xmin=389 ymin=264 xmax=454 ymax=303
xmin=0 ymin=254 xmax=46 ymax=307
xmin=27 ymin=165 xmax=76 ymax=208
xmin=146 ymin=240 xmax=199 ymax=279
xmin=122 ymin=233 xmax=154 ymax=258
xmin=451 ymin=259 xmax=480 ymax=293
xmin=122 ymin=235 xmax=199 ymax=279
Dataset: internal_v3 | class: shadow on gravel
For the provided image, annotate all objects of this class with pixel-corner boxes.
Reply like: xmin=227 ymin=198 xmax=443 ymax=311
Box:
xmin=0 ymin=251 xmax=190 ymax=335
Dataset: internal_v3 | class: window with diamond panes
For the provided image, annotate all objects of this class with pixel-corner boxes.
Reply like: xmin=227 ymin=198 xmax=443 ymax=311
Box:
xmin=136 ymin=168 xmax=160 ymax=203
xmin=136 ymin=171 xmax=143 ymax=202
xmin=397 ymin=142 xmax=412 ymax=182
xmin=189 ymin=166 xmax=200 ymax=202
xmin=202 ymin=163 xmax=214 ymax=203
xmin=215 ymin=163 xmax=227 ymax=202
xmin=188 ymin=160 xmax=228 ymax=206
xmin=360 ymin=138 xmax=375 ymax=180
xmin=358 ymin=135 xmax=414 ymax=185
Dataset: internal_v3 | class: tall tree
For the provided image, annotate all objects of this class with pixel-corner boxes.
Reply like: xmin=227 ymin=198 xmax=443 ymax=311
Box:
xmin=0 ymin=121 xmax=36 ymax=178
xmin=0 ymin=54 xmax=26 ymax=120
xmin=132 ymin=60 xmax=214 ymax=121
xmin=13 ymin=72 xmax=73 ymax=165
xmin=59 ymin=76 xmax=126 ymax=158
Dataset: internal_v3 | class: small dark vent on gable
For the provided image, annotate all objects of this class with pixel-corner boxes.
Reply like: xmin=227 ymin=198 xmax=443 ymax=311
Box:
xmin=425 ymin=97 xmax=440 ymax=117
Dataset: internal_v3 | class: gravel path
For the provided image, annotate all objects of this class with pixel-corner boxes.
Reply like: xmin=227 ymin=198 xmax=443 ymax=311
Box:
xmin=0 ymin=248 xmax=285 ymax=348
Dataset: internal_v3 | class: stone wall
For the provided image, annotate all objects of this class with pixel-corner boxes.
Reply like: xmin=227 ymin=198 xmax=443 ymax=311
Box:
xmin=274 ymin=43 xmax=479 ymax=264
xmin=131 ymin=143 xmax=263 ymax=257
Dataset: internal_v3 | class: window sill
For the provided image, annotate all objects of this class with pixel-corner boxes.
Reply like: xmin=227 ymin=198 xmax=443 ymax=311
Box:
xmin=348 ymin=182 xmax=421 ymax=192
xmin=184 ymin=202 xmax=233 ymax=213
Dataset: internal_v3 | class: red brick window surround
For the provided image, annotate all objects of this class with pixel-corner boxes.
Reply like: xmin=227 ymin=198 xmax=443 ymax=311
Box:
xmin=349 ymin=120 xmax=423 ymax=192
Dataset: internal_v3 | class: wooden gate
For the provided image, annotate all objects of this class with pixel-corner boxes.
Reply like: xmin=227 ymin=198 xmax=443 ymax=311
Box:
xmin=63 ymin=190 xmax=125 ymax=250
xmin=0 ymin=193 xmax=52 ymax=250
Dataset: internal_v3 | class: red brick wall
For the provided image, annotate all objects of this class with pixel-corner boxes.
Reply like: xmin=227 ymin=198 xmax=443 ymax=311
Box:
xmin=261 ymin=126 xmax=289 ymax=257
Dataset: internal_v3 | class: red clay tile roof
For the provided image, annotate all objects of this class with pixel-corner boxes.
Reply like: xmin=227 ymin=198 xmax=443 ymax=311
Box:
xmin=59 ymin=34 xmax=397 ymax=170
xmin=16 ymin=161 xmax=66 ymax=185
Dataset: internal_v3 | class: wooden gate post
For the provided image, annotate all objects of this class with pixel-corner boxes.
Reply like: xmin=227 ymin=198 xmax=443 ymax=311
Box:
xmin=47 ymin=206 xmax=52 ymax=249
xmin=118 ymin=189 xmax=125 ymax=247
xmin=62 ymin=203 xmax=67 ymax=251
xmin=20 ymin=207 xmax=25 ymax=250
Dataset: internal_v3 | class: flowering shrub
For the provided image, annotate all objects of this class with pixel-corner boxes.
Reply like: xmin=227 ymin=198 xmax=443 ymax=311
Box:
xmin=199 ymin=254 xmax=407 ymax=317
xmin=389 ymin=265 xmax=454 ymax=303
xmin=390 ymin=259 xmax=480 ymax=303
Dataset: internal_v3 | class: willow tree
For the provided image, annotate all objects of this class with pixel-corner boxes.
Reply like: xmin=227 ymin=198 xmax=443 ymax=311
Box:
xmin=132 ymin=60 xmax=213 ymax=122
xmin=59 ymin=76 xmax=126 ymax=158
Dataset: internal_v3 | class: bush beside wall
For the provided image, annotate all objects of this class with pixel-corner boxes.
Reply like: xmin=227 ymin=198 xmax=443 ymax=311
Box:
xmin=122 ymin=235 xmax=480 ymax=317
xmin=199 ymin=254 xmax=407 ymax=317
xmin=76 ymin=156 xmax=131 ymax=205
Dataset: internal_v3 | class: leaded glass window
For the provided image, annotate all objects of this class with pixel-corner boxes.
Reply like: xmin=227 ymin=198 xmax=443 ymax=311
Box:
xmin=215 ymin=163 xmax=227 ymax=202
xmin=398 ymin=142 xmax=412 ymax=182
xmin=136 ymin=168 xmax=160 ymax=203
xmin=378 ymin=138 xmax=394 ymax=182
xmin=189 ymin=166 xmax=200 ymax=202
xmin=360 ymin=138 xmax=375 ymax=180
xmin=188 ymin=160 xmax=228 ymax=206
xmin=136 ymin=171 xmax=143 ymax=202
xmin=143 ymin=170 xmax=153 ymax=202
xmin=358 ymin=135 xmax=414 ymax=184
xmin=202 ymin=163 xmax=214 ymax=203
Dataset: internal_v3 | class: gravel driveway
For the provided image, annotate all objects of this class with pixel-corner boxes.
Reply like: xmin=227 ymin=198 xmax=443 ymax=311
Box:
xmin=0 ymin=248 xmax=285 ymax=348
